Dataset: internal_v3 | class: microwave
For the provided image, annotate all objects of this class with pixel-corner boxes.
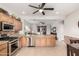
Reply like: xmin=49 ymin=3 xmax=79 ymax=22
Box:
xmin=0 ymin=22 xmax=14 ymax=31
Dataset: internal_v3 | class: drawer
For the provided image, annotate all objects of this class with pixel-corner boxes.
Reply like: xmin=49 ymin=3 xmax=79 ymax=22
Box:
xmin=0 ymin=43 xmax=8 ymax=56
xmin=0 ymin=44 xmax=7 ymax=50
xmin=0 ymin=48 xmax=7 ymax=56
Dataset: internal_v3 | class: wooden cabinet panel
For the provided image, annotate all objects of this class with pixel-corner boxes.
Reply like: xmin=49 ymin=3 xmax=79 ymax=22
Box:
xmin=0 ymin=13 xmax=13 ymax=23
xmin=19 ymin=36 xmax=27 ymax=48
xmin=0 ymin=13 xmax=22 ymax=32
xmin=35 ymin=37 xmax=41 ymax=47
xmin=46 ymin=38 xmax=51 ymax=47
xmin=34 ymin=35 xmax=56 ymax=47
xmin=0 ymin=43 xmax=7 ymax=56
xmin=13 ymin=19 xmax=22 ymax=32
xmin=0 ymin=44 xmax=7 ymax=50
xmin=46 ymin=36 xmax=55 ymax=47
xmin=50 ymin=36 xmax=56 ymax=47
xmin=40 ymin=37 xmax=47 ymax=47
xmin=0 ymin=13 xmax=7 ymax=22
xmin=0 ymin=49 xmax=7 ymax=56
xmin=0 ymin=49 xmax=7 ymax=55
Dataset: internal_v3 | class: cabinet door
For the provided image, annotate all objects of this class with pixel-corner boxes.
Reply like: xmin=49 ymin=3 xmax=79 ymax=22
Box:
xmin=0 ymin=13 xmax=13 ymax=23
xmin=46 ymin=36 xmax=56 ymax=47
xmin=35 ymin=37 xmax=41 ymax=47
xmin=8 ymin=17 xmax=13 ymax=24
xmin=46 ymin=37 xmax=51 ymax=47
xmin=0 ymin=13 xmax=6 ymax=22
xmin=19 ymin=36 xmax=27 ymax=48
xmin=50 ymin=36 xmax=56 ymax=47
xmin=18 ymin=21 xmax=22 ymax=30
xmin=14 ymin=19 xmax=22 ymax=32
xmin=0 ymin=43 xmax=7 ymax=56
xmin=40 ymin=37 xmax=47 ymax=47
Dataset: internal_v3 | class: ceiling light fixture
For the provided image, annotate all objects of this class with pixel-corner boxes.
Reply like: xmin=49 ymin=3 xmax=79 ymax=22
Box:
xmin=39 ymin=9 xmax=43 ymax=13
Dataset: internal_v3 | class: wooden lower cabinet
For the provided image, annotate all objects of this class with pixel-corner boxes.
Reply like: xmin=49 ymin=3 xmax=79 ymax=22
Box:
xmin=34 ymin=35 xmax=56 ymax=47
xmin=46 ymin=38 xmax=51 ymax=47
xmin=35 ymin=37 xmax=47 ymax=47
xmin=0 ymin=43 xmax=8 ymax=56
xmin=47 ymin=36 xmax=56 ymax=47
xmin=51 ymin=37 xmax=56 ymax=47
xmin=19 ymin=36 xmax=27 ymax=48
xmin=19 ymin=35 xmax=56 ymax=47
xmin=40 ymin=37 xmax=47 ymax=47
xmin=35 ymin=37 xmax=41 ymax=47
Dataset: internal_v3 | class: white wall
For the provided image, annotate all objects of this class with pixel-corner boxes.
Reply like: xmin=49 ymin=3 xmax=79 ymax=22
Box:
xmin=64 ymin=11 xmax=79 ymax=38
xmin=46 ymin=24 xmax=51 ymax=35
xmin=31 ymin=24 xmax=37 ymax=33
xmin=57 ymin=22 xmax=64 ymax=41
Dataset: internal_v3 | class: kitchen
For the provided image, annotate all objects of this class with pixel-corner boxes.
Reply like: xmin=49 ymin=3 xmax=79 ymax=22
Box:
xmin=0 ymin=7 xmax=59 ymax=56
xmin=0 ymin=3 xmax=68 ymax=56
xmin=1 ymin=3 xmax=79 ymax=56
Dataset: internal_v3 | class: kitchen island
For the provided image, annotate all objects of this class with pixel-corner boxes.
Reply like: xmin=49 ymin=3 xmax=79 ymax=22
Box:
xmin=27 ymin=35 xmax=56 ymax=47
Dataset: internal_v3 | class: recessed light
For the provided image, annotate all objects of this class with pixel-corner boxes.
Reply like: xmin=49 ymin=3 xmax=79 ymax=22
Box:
xmin=55 ymin=11 xmax=59 ymax=14
xmin=25 ymin=26 xmax=30 ymax=31
xmin=22 ymin=11 xmax=26 ymax=14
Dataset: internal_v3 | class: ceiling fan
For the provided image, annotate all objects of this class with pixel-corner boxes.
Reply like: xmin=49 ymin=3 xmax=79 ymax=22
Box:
xmin=29 ymin=3 xmax=54 ymax=15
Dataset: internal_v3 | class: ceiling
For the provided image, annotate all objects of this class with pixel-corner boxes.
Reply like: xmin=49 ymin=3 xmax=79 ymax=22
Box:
xmin=0 ymin=3 xmax=79 ymax=22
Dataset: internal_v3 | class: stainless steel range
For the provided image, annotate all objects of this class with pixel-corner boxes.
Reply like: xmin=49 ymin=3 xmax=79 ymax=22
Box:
xmin=8 ymin=38 xmax=19 ymax=56
xmin=0 ymin=34 xmax=19 ymax=56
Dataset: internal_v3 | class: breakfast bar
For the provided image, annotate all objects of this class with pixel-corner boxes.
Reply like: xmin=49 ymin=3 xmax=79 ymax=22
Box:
xmin=29 ymin=35 xmax=56 ymax=47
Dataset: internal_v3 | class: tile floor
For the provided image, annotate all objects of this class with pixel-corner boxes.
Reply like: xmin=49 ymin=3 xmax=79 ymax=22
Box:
xmin=16 ymin=40 xmax=67 ymax=56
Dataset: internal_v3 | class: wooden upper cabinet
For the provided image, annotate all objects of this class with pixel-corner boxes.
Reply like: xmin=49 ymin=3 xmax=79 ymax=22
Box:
xmin=13 ymin=19 xmax=22 ymax=31
xmin=0 ymin=13 xmax=22 ymax=32
xmin=19 ymin=36 xmax=27 ymax=48
xmin=17 ymin=21 xmax=22 ymax=31
xmin=0 ymin=13 xmax=13 ymax=23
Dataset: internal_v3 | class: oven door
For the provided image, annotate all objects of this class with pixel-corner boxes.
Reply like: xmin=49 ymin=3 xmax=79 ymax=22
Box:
xmin=9 ymin=40 xmax=19 ymax=55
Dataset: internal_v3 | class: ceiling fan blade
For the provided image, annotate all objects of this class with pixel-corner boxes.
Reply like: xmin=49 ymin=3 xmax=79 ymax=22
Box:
xmin=29 ymin=5 xmax=39 ymax=9
xmin=40 ymin=3 xmax=46 ymax=9
xmin=42 ymin=11 xmax=45 ymax=15
xmin=44 ymin=8 xmax=54 ymax=10
xmin=33 ymin=10 xmax=39 ymax=14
